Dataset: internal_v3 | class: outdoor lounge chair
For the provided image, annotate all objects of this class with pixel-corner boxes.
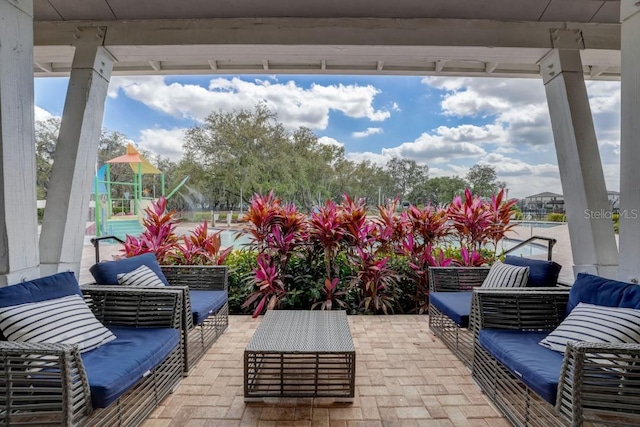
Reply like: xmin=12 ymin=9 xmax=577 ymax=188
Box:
xmin=90 ymin=253 xmax=229 ymax=374
xmin=472 ymin=274 xmax=640 ymax=427
xmin=0 ymin=272 xmax=184 ymax=427
xmin=428 ymin=256 xmax=561 ymax=366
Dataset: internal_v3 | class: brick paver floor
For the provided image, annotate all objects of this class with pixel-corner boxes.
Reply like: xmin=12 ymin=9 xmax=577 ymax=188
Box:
xmin=142 ymin=315 xmax=509 ymax=427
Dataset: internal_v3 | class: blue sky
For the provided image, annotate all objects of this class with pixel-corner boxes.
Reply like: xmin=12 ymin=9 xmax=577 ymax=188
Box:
xmin=34 ymin=74 xmax=621 ymax=199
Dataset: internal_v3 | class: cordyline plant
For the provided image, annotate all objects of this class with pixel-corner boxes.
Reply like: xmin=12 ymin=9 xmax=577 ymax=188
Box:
xmin=348 ymin=218 xmax=400 ymax=314
xmin=447 ymin=188 xmax=517 ymax=266
xmin=485 ymin=189 xmax=519 ymax=260
xmin=241 ymin=192 xmax=308 ymax=317
xmin=373 ymin=198 xmax=406 ymax=255
xmin=447 ymin=189 xmax=491 ymax=266
xmin=308 ymin=198 xmax=347 ymax=310
xmin=400 ymin=205 xmax=453 ymax=313
xmin=308 ymin=199 xmax=345 ymax=282
xmin=243 ymin=253 xmax=287 ymax=316
xmin=123 ymin=196 xmax=179 ymax=264
xmin=170 ymin=220 xmax=232 ymax=265
xmin=122 ymin=197 xmax=230 ymax=265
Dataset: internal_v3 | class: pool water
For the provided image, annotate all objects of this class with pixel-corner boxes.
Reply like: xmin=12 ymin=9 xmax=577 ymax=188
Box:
xmin=513 ymin=221 xmax=563 ymax=228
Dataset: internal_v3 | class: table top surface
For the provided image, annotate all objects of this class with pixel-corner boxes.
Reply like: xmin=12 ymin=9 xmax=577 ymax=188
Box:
xmin=245 ymin=310 xmax=355 ymax=353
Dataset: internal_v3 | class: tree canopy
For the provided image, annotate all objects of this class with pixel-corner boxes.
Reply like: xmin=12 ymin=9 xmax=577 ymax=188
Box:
xmin=34 ymin=105 xmax=507 ymax=210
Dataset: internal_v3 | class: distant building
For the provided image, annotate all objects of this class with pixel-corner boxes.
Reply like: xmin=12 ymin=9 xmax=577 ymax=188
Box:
xmin=519 ymin=190 xmax=620 ymax=217
xmin=520 ymin=192 xmax=565 ymax=216
xmin=607 ymin=190 xmax=620 ymax=212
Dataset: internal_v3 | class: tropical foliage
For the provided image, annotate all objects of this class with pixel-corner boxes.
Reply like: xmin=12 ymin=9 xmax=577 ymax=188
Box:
xmin=237 ymin=188 xmax=516 ymax=316
xmin=122 ymin=196 xmax=231 ymax=265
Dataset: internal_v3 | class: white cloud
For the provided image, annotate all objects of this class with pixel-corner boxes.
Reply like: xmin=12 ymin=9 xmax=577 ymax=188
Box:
xmin=346 ymin=151 xmax=392 ymax=166
xmin=352 ymin=127 xmax=383 ymax=138
xmin=318 ymin=136 xmax=344 ymax=148
xmin=379 ymin=124 xmax=496 ymax=164
xmin=136 ymin=128 xmax=187 ymax=161
xmin=109 ymin=76 xmax=390 ymax=130
xmin=35 ymin=106 xmax=56 ymax=122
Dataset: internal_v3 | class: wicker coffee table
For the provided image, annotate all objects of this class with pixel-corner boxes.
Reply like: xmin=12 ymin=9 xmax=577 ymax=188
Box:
xmin=244 ymin=310 xmax=355 ymax=401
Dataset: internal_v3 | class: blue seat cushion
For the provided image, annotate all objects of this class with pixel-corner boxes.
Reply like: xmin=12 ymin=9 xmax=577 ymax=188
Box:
xmin=189 ymin=290 xmax=228 ymax=325
xmin=478 ymin=329 xmax=563 ymax=404
xmin=504 ymin=256 xmax=561 ymax=287
xmin=81 ymin=326 xmax=180 ymax=408
xmin=429 ymin=292 xmax=472 ymax=327
xmin=568 ymin=273 xmax=640 ymax=315
xmin=0 ymin=272 xmax=82 ymax=308
xmin=90 ymin=253 xmax=170 ymax=286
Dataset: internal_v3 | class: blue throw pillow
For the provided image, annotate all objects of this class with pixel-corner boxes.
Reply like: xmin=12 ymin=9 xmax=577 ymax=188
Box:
xmin=567 ymin=273 xmax=640 ymax=314
xmin=90 ymin=253 xmax=170 ymax=286
xmin=0 ymin=272 xmax=82 ymax=308
xmin=504 ymin=256 xmax=561 ymax=287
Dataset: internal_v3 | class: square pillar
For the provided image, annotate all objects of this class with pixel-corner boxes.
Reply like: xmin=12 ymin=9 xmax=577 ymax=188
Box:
xmin=618 ymin=1 xmax=640 ymax=283
xmin=540 ymin=49 xmax=618 ymax=279
xmin=39 ymin=35 xmax=114 ymax=277
xmin=0 ymin=0 xmax=40 ymax=285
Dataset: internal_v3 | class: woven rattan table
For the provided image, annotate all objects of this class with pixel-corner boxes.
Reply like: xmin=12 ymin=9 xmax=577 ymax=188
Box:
xmin=244 ymin=310 xmax=355 ymax=401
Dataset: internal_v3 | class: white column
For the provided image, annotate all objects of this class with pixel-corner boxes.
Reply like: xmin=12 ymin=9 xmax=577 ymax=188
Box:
xmin=618 ymin=1 xmax=640 ymax=283
xmin=39 ymin=34 xmax=114 ymax=277
xmin=540 ymin=49 xmax=618 ymax=279
xmin=0 ymin=0 xmax=40 ymax=286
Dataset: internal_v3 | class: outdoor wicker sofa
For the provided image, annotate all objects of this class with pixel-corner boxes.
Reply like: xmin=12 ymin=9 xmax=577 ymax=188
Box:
xmin=0 ymin=271 xmax=184 ymax=427
xmin=471 ymin=274 xmax=640 ymax=427
xmin=90 ymin=253 xmax=229 ymax=374
xmin=428 ymin=266 xmax=490 ymax=365
xmin=428 ymin=256 xmax=561 ymax=366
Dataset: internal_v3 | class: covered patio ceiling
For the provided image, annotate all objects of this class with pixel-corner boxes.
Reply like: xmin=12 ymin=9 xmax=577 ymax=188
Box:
xmin=33 ymin=0 xmax=622 ymax=78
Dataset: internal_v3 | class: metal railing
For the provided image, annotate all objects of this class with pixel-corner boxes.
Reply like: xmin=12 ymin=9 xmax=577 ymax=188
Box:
xmin=504 ymin=235 xmax=557 ymax=261
xmin=90 ymin=235 xmax=125 ymax=263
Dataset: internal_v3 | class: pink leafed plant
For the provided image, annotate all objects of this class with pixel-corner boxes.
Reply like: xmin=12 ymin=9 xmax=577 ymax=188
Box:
xmin=447 ymin=188 xmax=493 ymax=253
xmin=122 ymin=196 xmax=179 ymax=264
xmin=240 ymin=192 xmax=309 ymax=315
xmin=242 ymin=254 xmax=287 ymax=317
xmin=169 ymin=221 xmax=232 ymax=265
xmin=350 ymin=248 xmax=398 ymax=314
xmin=122 ymin=197 xmax=230 ymax=266
xmin=311 ymin=278 xmax=347 ymax=311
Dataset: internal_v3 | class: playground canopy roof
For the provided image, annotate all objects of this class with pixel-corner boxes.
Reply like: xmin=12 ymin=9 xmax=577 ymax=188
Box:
xmin=106 ymin=144 xmax=162 ymax=175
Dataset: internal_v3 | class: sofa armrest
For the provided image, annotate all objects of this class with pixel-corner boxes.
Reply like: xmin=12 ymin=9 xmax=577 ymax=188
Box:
xmin=0 ymin=341 xmax=92 ymax=422
xmin=428 ymin=267 xmax=490 ymax=292
xmin=557 ymin=341 xmax=640 ymax=422
xmin=470 ymin=288 xmax=570 ymax=333
xmin=82 ymin=285 xmax=183 ymax=329
xmin=161 ymin=265 xmax=228 ymax=292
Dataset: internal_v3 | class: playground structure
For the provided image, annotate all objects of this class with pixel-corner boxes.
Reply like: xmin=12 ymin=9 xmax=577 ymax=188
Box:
xmin=93 ymin=144 xmax=186 ymax=240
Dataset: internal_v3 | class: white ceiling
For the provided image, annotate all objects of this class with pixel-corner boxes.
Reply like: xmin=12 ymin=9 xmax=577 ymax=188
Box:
xmin=31 ymin=0 xmax=622 ymax=79
xmin=33 ymin=0 xmax=620 ymax=22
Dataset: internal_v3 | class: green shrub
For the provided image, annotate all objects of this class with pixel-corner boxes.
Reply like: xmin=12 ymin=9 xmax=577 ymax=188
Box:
xmin=546 ymin=213 xmax=566 ymax=222
xmin=225 ymin=250 xmax=257 ymax=314
xmin=217 ymin=213 xmax=227 ymax=222
xmin=386 ymin=256 xmax=415 ymax=313
xmin=190 ymin=212 xmax=211 ymax=222
xmin=231 ymin=214 xmax=239 ymax=222
xmin=224 ymin=248 xmax=419 ymax=315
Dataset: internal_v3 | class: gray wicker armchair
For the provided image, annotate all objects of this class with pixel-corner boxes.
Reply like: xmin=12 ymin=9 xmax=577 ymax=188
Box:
xmin=0 ymin=286 xmax=184 ymax=427
xmin=471 ymin=287 xmax=640 ymax=427
xmin=428 ymin=266 xmax=490 ymax=366
xmin=161 ymin=265 xmax=229 ymax=373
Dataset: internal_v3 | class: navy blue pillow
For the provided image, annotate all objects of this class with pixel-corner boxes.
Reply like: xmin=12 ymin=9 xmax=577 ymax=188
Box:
xmin=0 ymin=271 xmax=82 ymax=308
xmin=504 ymin=256 xmax=561 ymax=287
xmin=90 ymin=253 xmax=169 ymax=286
xmin=568 ymin=273 xmax=640 ymax=314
